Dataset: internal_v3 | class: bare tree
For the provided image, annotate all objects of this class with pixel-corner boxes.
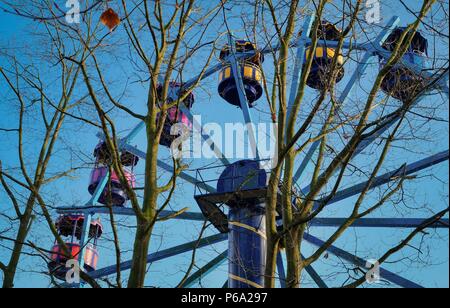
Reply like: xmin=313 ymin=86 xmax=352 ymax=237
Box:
xmin=253 ymin=0 xmax=449 ymax=287
xmin=0 ymin=10 xmax=99 ymax=286
xmin=1 ymin=0 xmax=225 ymax=288
xmin=0 ymin=0 xmax=447 ymax=289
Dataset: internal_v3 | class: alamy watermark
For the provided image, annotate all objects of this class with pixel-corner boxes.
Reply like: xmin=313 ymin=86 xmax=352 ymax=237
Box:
xmin=64 ymin=1 xmax=380 ymax=25
xmin=365 ymin=259 xmax=381 ymax=284
xmin=169 ymin=116 xmax=279 ymax=169
xmin=65 ymin=259 xmax=80 ymax=284
xmin=365 ymin=0 xmax=381 ymax=24
xmin=65 ymin=0 xmax=80 ymax=24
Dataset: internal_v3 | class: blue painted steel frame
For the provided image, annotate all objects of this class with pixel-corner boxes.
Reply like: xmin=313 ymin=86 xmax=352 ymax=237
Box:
xmin=286 ymin=16 xmax=315 ymax=123
xmin=77 ymin=214 xmax=92 ymax=270
xmin=56 ymin=205 xmax=205 ymax=221
xmin=293 ymin=141 xmax=320 ymax=183
xmin=179 ymin=104 xmax=230 ymax=166
xmin=301 ymin=253 xmax=329 ymax=288
xmin=311 ymin=218 xmax=449 ymax=229
xmin=56 ymin=206 xmax=449 ymax=229
xmin=276 ymin=251 xmax=287 ymax=288
xmin=303 ymin=233 xmax=424 ymax=288
xmin=312 ymin=150 xmax=449 ymax=209
xmin=293 ymin=16 xmax=400 ymax=184
xmin=62 ymin=16 xmax=449 ymax=288
xmin=96 ymin=139 xmax=216 ymax=193
xmin=74 ymin=164 xmax=110 ymax=286
xmin=353 ymin=70 xmax=449 ymax=157
xmin=97 ymin=134 xmax=217 ymax=193
xmin=89 ymin=233 xmax=227 ymax=279
xmin=80 ymin=132 xmax=449 ymax=283
xmin=181 ymin=250 xmax=228 ymax=288
xmin=227 ymin=35 xmax=260 ymax=160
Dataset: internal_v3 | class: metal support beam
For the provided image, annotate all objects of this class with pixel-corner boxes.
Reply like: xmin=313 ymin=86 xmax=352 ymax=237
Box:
xmin=120 ymin=143 xmax=216 ymax=193
xmin=314 ymin=150 xmax=449 ymax=209
xmin=293 ymin=16 xmax=399 ymax=186
xmin=86 ymin=169 xmax=109 ymax=206
xmin=182 ymin=15 xmax=446 ymax=99
xmin=180 ymin=250 xmax=228 ymax=288
xmin=72 ymin=168 xmax=111 ymax=287
xmin=184 ymin=62 xmax=224 ymax=90
xmin=77 ymin=213 xmax=92 ymax=274
xmin=56 ymin=206 xmax=205 ymax=221
xmin=179 ymin=104 xmax=230 ymax=166
xmin=302 ymin=254 xmax=329 ymax=288
xmin=311 ymin=218 xmax=449 ymax=229
xmin=303 ymin=233 xmax=424 ymax=288
xmin=89 ymin=233 xmax=227 ymax=279
xmin=286 ymin=16 xmax=314 ymax=122
xmin=353 ymin=71 xmax=449 ymax=158
xmin=276 ymin=251 xmax=287 ymax=288
xmin=228 ymin=35 xmax=260 ymax=160
xmin=293 ymin=141 xmax=320 ymax=183
xmin=122 ymin=122 xmax=145 ymax=144
xmin=158 ymin=158 xmax=216 ymax=194
xmin=96 ymin=133 xmax=217 ymax=193
xmin=338 ymin=16 xmax=400 ymax=106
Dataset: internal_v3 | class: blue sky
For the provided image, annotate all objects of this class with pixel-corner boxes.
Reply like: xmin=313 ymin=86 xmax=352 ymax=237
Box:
xmin=0 ymin=1 xmax=448 ymax=288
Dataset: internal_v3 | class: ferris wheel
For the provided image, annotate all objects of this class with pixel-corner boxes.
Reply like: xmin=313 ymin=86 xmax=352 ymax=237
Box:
xmin=50 ymin=14 xmax=449 ymax=288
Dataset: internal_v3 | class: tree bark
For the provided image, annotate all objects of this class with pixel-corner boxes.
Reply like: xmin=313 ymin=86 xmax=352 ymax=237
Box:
xmin=127 ymin=218 xmax=153 ymax=288
xmin=2 ymin=196 xmax=35 ymax=288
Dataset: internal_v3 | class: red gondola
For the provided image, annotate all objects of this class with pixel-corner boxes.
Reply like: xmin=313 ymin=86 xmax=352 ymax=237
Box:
xmin=48 ymin=215 xmax=103 ymax=281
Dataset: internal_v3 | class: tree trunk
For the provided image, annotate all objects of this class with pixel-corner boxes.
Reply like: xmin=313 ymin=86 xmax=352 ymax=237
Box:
xmin=285 ymin=226 xmax=301 ymax=288
xmin=264 ymin=163 xmax=283 ymax=288
xmin=127 ymin=218 xmax=153 ymax=288
xmin=127 ymin=117 xmax=159 ymax=288
xmin=2 ymin=196 xmax=35 ymax=288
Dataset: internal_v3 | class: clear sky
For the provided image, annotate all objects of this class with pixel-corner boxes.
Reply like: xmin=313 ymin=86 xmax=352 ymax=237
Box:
xmin=0 ymin=0 xmax=448 ymax=288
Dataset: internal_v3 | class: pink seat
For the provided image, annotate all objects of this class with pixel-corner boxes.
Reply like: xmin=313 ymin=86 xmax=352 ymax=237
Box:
xmin=88 ymin=167 xmax=136 ymax=206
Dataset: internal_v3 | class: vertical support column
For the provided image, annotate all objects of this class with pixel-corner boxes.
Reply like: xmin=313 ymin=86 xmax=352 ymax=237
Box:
xmin=75 ymin=171 xmax=109 ymax=287
xmin=228 ymin=203 xmax=266 ymax=288
xmin=179 ymin=104 xmax=230 ymax=165
xmin=286 ymin=15 xmax=315 ymax=122
xmin=276 ymin=251 xmax=287 ymax=288
xmin=87 ymin=171 xmax=110 ymax=205
xmin=123 ymin=121 xmax=145 ymax=144
xmin=76 ymin=212 xmax=92 ymax=287
xmin=227 ymin=35 xmax=260 ymax=160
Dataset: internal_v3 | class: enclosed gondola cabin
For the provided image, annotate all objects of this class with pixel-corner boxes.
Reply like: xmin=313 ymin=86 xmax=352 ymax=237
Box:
xmin=93 ymin=141 xmax=140 ymax=167
xmin=48 ymin=215 xmax=103 ymax=280
xmin=380 ymin=27 xmax=429 ymax=102
xmin=304 ymin=22 xmax=345 ymax=89
xmin=218 ymin=40 xmax=264 ymax=108
xmin=88 ymin=142 xmax=138 ymax=207
xmin=156 ymin=82 xmax=194 ymax=148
